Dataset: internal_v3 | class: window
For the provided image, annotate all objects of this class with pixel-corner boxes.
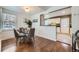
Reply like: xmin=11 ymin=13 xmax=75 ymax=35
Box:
xmin=2 ymin=13 xmax=16 ymax=30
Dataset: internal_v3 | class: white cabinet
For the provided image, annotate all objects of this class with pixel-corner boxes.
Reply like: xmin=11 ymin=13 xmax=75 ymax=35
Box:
xmin=44 ymin=7 xmax=71 ymax=19
xmin=36 ymin=26 xmax=56 ymax=41
xmin=60 ymin=17 xmax=70 ymax=33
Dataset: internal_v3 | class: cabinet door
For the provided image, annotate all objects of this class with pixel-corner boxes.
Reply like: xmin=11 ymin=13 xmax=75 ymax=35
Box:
xmin=60 ymin=17 xmax=70 ymax=33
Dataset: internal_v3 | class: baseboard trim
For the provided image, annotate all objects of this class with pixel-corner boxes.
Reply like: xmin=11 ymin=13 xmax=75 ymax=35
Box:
xmin=36 ymin=36 xmax=71 ymax=46
xmin=36 ymin=36 xmax=56 ymax=42
xmin=56 ymin=40 xmax=71 ymax=46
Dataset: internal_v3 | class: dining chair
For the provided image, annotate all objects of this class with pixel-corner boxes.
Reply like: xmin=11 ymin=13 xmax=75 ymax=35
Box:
xmin=26 ymin=28 xmax=35 ymax=47
xmin=72 ymin=30 xmax=79 ymax=52
xmin=14 ymin=29 xmax=27 ymax=45
xmin=73 ymin=37 xmax=79 ymax=52
xmin=19 ymin=27 xmax=25 ymax=33
xmin=76 ymin=38 xmax=79 ymax=51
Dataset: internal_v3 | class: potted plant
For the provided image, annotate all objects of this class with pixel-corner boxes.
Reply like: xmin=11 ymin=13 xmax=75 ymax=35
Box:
xmin=24 ymin=18 xmax=32 ymax=28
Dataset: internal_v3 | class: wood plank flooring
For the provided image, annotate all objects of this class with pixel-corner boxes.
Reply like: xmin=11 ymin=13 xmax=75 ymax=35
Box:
xmin=2 ymin=36 xmax=72 ymax=52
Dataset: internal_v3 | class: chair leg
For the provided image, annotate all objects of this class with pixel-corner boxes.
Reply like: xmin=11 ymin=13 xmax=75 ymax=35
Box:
xmin=16 ymin=40 xmax=17 ymax=46
xmin=32 ymin=38 xmax=35 ymax=48
xmin=16 ymin=40 xmax=19 ymax=46
xmin=16 ymin=38 xmax=21 ymax=46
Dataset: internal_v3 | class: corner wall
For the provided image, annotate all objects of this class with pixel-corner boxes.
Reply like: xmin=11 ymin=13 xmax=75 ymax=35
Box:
xmin=72 ymin=6 xmax=79 ymax=34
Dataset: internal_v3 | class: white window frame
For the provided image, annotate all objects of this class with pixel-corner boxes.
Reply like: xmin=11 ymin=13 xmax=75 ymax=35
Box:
xmin=2 ymin=13 xmax=16 ymax=30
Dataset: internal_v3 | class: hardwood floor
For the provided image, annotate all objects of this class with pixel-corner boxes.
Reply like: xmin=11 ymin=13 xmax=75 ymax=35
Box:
xmin=2 ymin=38 xmax=15 ymax=51
xmin=2 ymin=36 xmax=72 ymax=52
xmin=56 ymin=41 xmax=72 ymax=52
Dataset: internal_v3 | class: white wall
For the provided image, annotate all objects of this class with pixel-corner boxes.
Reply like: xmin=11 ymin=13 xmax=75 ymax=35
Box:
xmin=31 ymin=14 xmax=40 ymax=28
xmin=72 ymin=6 xmax=79 ymax=33
xmin=16 ymin=14 xmax=29 ymax=28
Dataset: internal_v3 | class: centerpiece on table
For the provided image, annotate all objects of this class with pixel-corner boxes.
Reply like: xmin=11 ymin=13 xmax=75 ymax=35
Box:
xmin=24 ymin=18 xmax=32 ymax=28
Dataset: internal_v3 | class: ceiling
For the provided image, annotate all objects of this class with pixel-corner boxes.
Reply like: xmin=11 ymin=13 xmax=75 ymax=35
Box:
xmin=2 ymin=6 xmax=51 ymax=16
xmin=38 ymin=6 xmax=51 ymax=10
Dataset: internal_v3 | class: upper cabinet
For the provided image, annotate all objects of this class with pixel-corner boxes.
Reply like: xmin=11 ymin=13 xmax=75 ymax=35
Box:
xmin=43 ymin=7 xmax=71 ymax=26
xmin=44 ymin=7 xmax=71 ymax=19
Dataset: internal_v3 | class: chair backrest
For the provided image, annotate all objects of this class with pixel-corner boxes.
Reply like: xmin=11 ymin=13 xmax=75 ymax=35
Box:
xmin=19 ymin=27 xmax=25 ymax=33
xmin=76 ymin=39 xmax=79 ymax=49
xmin=28 ymin=28 xmax=35 ymax=39
xmin=75 ymin=30 xmax=79 ymax=38
xmin=73 ymin=33 xmax=79 ymax=51
xmin=14 ymin=29 xmax=19 ymax=38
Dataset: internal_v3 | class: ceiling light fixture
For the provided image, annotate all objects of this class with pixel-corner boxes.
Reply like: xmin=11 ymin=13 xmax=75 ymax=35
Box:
xmin=25 ymin=7 xmax=30 ymax=12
